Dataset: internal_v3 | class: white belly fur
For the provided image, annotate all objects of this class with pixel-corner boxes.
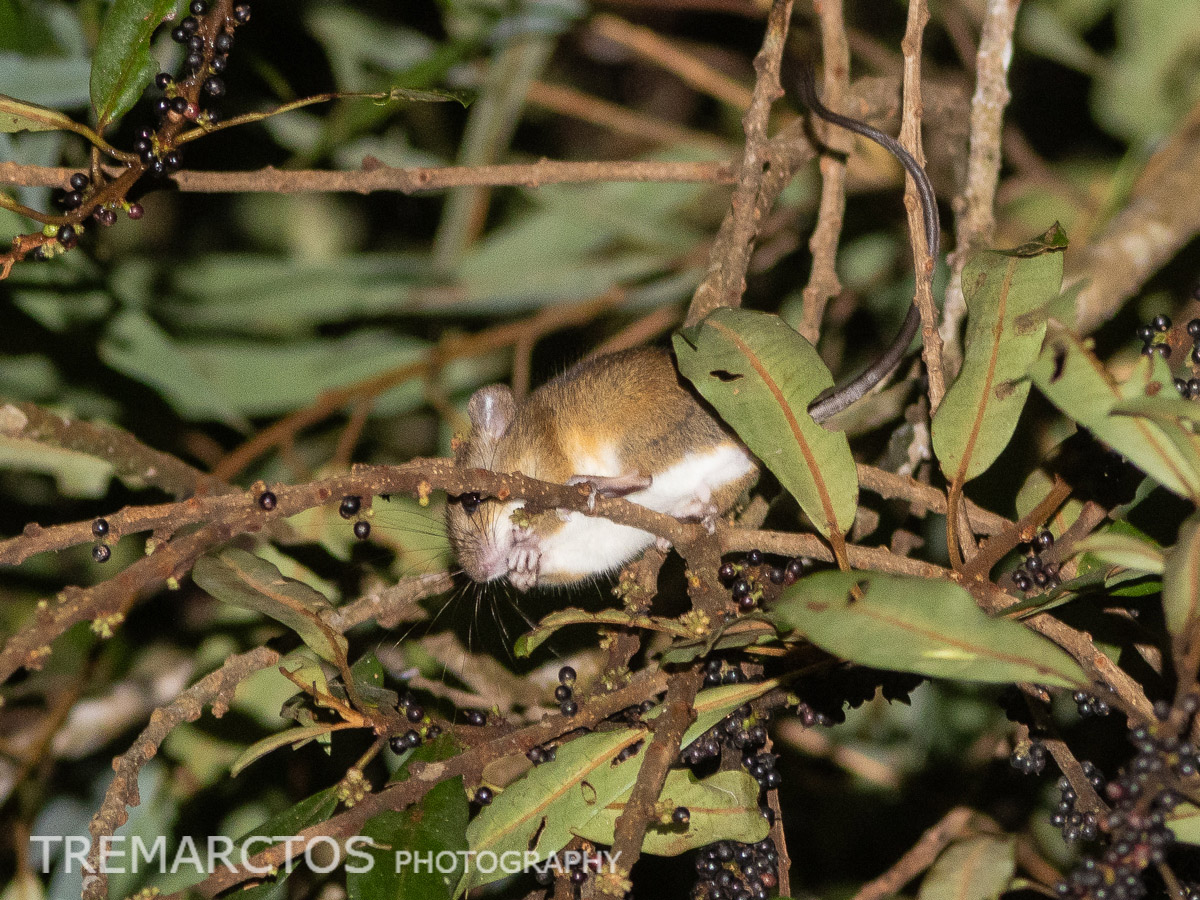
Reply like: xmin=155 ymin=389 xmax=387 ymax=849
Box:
xmin=537 ymin=442 xmax=756 ymax=580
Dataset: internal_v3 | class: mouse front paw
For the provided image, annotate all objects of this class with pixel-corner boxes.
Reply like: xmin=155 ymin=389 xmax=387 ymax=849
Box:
xmin=507 ymin=545 xmax=541 ymax=592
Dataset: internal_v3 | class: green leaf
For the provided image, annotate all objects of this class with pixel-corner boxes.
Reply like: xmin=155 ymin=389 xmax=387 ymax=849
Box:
xmin=0 ymin=93 xmax=79 ymax=133
xmin=515 ymin=607 xmax=690 ymax=657
xmin=193 ymin=549 xmax=349 ymax=666
xmin=574 ymin=769 xmax=769 ymax=854
xmin=1163 ymin=510 xmax=1200 ymax=641
xmin=674 ymin=680 xmax=780 ymax=748
xmin=349 ymin=776 xmax=469 ymax=900
xmin=769 ymin=572 xmax=1086 ymax=688
xmin=1169 ymin=801 xmax=1200 ymax=845
xmin=90 ymin=0 xmax=180 ymax=131
xmin=1029 ymin=325 xmax=1200 ymax=500
xmin=933 ymin=226 xmax=1065 ymax=483
xmin=349 ymin=653 xmax=401 ymax=710
xmin=462 ymin=727 xmax=648 ymax=891
xmin=214 ymin=787 xmax=340 ymax=900
xmin=918 ymin=836 xmax=1015 ymax=900
xmin=230 ymin=724 xmax=343 ymax=778
xmin=675 ymin=309 xmax=857 ymax=538
xmin=1071 ymin=531 xmax=1164 ymax=575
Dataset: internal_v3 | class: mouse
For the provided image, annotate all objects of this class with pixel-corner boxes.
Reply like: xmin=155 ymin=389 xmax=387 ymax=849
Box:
xmin=447 ymin=347 xmax=759 ymax=591
xmin=447 ymin=69 xmax=940 ymax=591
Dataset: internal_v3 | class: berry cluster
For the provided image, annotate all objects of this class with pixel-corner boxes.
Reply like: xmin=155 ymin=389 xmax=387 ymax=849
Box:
xmin=1009 ymin=738 xmax=1047 ymax=775
xmin=1011 ymin=530 xmax=1059 ymax=594
xmin=338 ymin=495 xmax=371 ymax=540
xmin=1074 ymin=690 xmax=1112 ymax=718
xmin=1137 ymin=315 xmax=1200 ymax=396
xmin=533 ymin=851 xmax=607 ymax=888
xmin=794 ymin=666 xmax=924 ymax=728
xmin=555 ymin=665 xmax=578 ymax=717
xmin=387 ymin=692 xmax=441 ymax=754
xmin=91 ymin=517 xmax=112 ymax=563
xmin=1053 ymin=700 xmax=1200 ymax=899
xmin=718 ymin=551 xmax=810 ymax=613
xmin=681 ymin=700 xmax=769 ymax=767
xmin=1136 ymin=315 xmax=1177 ymax=358
xmin=1051 ymin=762 xmax=1104 ymax=843
xmin=526 ymin=743 xmax=558 ymax=765
xmin=47 ymin=172 xmax=144 ymax=254
xmin=693 ymin=839 xmax=780 ymax=900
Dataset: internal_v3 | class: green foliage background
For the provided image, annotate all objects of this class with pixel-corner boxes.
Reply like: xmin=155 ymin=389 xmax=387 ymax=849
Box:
xmin=3 ymin=0 xmax=1200 ymax=898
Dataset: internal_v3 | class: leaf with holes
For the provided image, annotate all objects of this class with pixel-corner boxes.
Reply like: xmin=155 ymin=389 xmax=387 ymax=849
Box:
xmin=933 ymin=226 xmax=1066 ymax=484
xmin=460 ymin=728 xmax=648 ymax=891
xmin=675 ymin=309 xmax=856 ymax=539
xmin=1029 ymin=326 xmax=1200 ymax=500
xmin=769 ymin=571 xmax=1086 ymax=687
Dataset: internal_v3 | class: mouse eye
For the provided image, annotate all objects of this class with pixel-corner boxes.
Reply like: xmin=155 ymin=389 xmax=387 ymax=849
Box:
xmin=454 ymin=492 xmax=482 ymax=515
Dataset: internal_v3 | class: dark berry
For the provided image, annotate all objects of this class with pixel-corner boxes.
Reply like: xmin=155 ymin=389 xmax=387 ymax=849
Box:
xmin=561 ymin=699 xmax=578 ymax=717
xmin=1190 ymin=378 xmax=1200 ymax=398
xmin=98 ymin=209 xmax=117 ymax=227
xmin=92 ymin=543 xmax=111 ymax=563
xmin=133 ymin=137 xmax=151 ymax=154
xmin=738 ymin=593 xmax=757 ymax=612
xmin=474 ymin=786 xmax=493 ymax=805
xmin=257 ymin=491 xmax=277 ymax=510
xmin=786 ymin=558 xmax=805 ymax=578
xmin=465 ymin=710 xmax=486 ymax=726
xmin=203 ymin=76 xmax=225 ymax=97
xmin=731 ymin=577 xmax=751 ymax=599
xmin=1136 ymin=325 xmax=1155 ymax=342
xmin=406 ymin=704 xmax=424 ymax=722
xmin=91 ymin=518 xmax=110 ymax=538
xmin=1035 ymin=530 xmax=1054 ymax=551
xmin=210 ymin=54 xmax=227 ymax=73
xmin=69 ymin=172 xmax=89 ymax=191
xmin=171 ymin=96 xmax=189 ymax=114
xmin=56 ymin=224 xmax=77 ymax=247
xmin=233 ymin=3 xmax=251 ymax=22
xmin=1177 ymin=378 xmax=1189 ymax=396
xmin=339 ymin=496 xmax=361 ymax=518
xmin=672 ymin=806 xmax=690 ymax=826
xmin=554 ymin=684 xmax=572 ymax=703
xmin=1154 ymin=343 xmax=1171 ymax=358
xmin=769 ymin=567 xmax=785 ymax=584
xmin=425 ymin=725 xmax=441 ymax=740
xmin=213 ymin=32 xmax=233 ymax=53
xmin=154 ymin=72 xmax=171 ymax=90
xmin=388 ymin=736 xmax=405 ymax=753
xmin=187 ymin=34 xmax=204 ymax=53
xmin=171 ymin=25 xmax=187 ymax=42
xmin=61 ymin=190 xmax=82 ymax=210
xmin=1153 ymin=314 xmax=1172 ymax=332
xmin=128 ymin=203 xmax=144 ymax=220
xmin=190 ymin=0 xmax=208 ymax=12
xmin=569 ymin=869 xmax=586 ymax=885
xmin=180 ymin=15 xmax=198 ymax=34
xmin=1189 ymin=318 xmax=1200 ymax=339
xmin=527 ymin=746 xmax=544 ymax=764
xmin=718 ymin=562 xmax=737 ymax=585
xmin=353 ymin=520 xmax=371 ymax=540
xmin=746 ymin=549 xmax=763 ymax=565
xmin=1013 ymin=571 xmax=1032 ymax=591
xmin=559 ymin=665 xmax=576 ymax=685
xmin=163 ymin=150 xmax=181 ymax=170
xmin=184 ymin=52 xmax=204 ymax=71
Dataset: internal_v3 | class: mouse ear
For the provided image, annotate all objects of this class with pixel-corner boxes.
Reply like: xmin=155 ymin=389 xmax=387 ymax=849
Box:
xmin=467 ymin=385 xmax=516 ymax=440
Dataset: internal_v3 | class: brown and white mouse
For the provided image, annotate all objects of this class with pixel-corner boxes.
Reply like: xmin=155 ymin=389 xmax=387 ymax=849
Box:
xmin=446 ymin=70 xmax=940 ymax=591
xmin=446 ymin=347 xmax=758 ymax=591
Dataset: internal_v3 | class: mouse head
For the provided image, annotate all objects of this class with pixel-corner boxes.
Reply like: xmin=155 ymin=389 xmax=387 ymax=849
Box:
xmin=446 ymin=384 xmax=532 ymax=586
